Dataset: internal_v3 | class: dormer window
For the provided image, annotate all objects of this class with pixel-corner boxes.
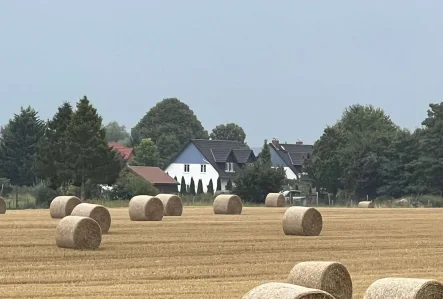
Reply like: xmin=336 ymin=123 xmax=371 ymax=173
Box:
xmin=225 ymin=162 xmax=235 ymax=172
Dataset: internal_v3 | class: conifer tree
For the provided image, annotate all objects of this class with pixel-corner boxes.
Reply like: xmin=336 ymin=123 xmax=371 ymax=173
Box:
xmin=216 ymin=177 xmax=221 ymax=191
xmin=197 ymin=179 xmax=203 ymax=194
xmin=189 ymin=177 xmax=196 ymax=195
xmin=180 ymin=177 xmax=186 ymax=194
xmin=207 ymin=179 xmax=214 ymax=195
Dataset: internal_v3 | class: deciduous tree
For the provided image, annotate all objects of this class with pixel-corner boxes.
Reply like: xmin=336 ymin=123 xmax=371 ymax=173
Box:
xmin=131 ymin=138 xmax=160 ymax=166
xmin=210 ymin=123 xmax=246 ymax=144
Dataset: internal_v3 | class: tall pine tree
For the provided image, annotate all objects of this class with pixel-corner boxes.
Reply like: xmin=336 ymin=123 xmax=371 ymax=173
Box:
xmin=189 ymin=177 xmax=196 ymax=195
xmin=216 ymin=177 xmax=221 ymax=191
xmin=207 ymin=179 xmax=214 ymax=195
xmin=180 ymin=177 xmax=186 ymax=194
xmin=197 ymin=179 xmax=203 ymax=194
xmin=34 ymin=102 xmax=74 ymax=191
xmin=0 ymin=106 xmax=44 ymax=188
xmin=66 ymin=96 xmax=123 ymax=199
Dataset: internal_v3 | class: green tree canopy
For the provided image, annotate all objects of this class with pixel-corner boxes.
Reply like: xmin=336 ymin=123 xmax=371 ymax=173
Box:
xmin=131 ymin=138 xmax=160 ymax=166
xmin=66 ymin=96 xmax=123 ymax=199
xmin=0 ymin=106 xmax=44 ymax=186
xmin=34 ymin=102 xmax=74 ymax=191
xmin=104 ymin=121 xmax=130 ymax=143
xmin=207 ymin=179 xmax=214 ymax=195
xmin=131 ymin=98 xmax=208 ymax=164
xmin=210 ymin=123 xmax=246 ymax=144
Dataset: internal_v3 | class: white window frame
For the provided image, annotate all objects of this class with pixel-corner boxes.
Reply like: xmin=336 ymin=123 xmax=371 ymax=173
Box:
xmin=201 ymin=164 xmax=206 ymax=173
xmin=184 ymin=164 xmax=190 ymax=173
xmin=225 ymin=162 xmax=235 ymax=172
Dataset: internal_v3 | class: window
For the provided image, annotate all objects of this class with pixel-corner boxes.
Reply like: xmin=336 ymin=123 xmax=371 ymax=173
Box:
xmin=184 ymin=164 xmax=190 ymax=173
xmin=201 ymin=164 xmax=206 ymax=173
xmin=225 ymin=162 xmax=235 ymax=172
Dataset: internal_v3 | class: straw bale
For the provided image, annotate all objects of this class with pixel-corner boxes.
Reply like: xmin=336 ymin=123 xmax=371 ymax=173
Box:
xmin=71 ymin=203 xmax=111 ymax=233
xmin=213 ymin=194 xmax=242 ymax=214
xmin=358 ymin=201 xmax=375 ymax=208
xmin=282 ymin=206 xmax=322 ymax=236
xmin=242 ymin=282 xmax=335 ymax=299
xmin=156 ymin=193 xmax=183 ymax=216
xmin=0 ymin=196 xmax=5 ymax=214
xmin=363 ymin=277 xmax=443 ymax=299
xmin=265 ymin=193 xmax=285 ymax=207
xmin=50 ymin=196 xmax=82 ymax=218
xmin=287 ymin=261 xmax=352 ymax=299
xmin=128 ymin=195 xmax=164 ymax=221
xmin=55 ymin=215 xmax=102 ymax=249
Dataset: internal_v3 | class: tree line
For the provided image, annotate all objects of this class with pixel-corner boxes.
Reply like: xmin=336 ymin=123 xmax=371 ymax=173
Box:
xmin=305 ymin=103 xmax=443 ymax=200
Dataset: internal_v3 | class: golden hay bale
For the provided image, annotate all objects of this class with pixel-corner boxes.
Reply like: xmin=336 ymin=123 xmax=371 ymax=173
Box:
xmin=156 ymin=193 xmax=183 ymax=216
xmin=128 ymin=195 xmax=164 ymax=221
xmin=363 ymin=277 xmax=443 ymax=299
xmin=0 ymin=196 xmax=5 ymax=214
xmin=55 ymin=216 xmax=102 ymax=250
xmin=71 ymin=203 xmax=111 ymax=233
xmin=287 ymin=261 xmax=352 ymax=299
xmin=242 ymin=282 xmax=335 ymax=299
xmin=265 ymin=193 xmax=286 ymax=207
xmin=213 ymin=194 xmax=242 ymax=214
xmin=282 ymin=206 xmax=322 ymax=236
xmin=49 ymin=196 xmax=82 ymax=218
xmin=358 ymin=201 xmax=375 ymax=208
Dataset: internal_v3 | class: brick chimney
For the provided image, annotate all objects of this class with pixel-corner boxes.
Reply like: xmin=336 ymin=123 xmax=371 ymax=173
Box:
xmin=272 ymin=138 xmax=279 ymax=147
xmin=296 ymin=139 xmax=303 ymax=145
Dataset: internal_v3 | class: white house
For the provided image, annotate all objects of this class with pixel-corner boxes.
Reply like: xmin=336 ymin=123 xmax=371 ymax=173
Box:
xmin=165 ymin=139 xmax=256 ymax=193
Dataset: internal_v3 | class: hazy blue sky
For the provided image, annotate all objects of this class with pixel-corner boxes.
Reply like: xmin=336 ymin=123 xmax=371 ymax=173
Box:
xmin=1 ymin=1 xmax=442 ymax=146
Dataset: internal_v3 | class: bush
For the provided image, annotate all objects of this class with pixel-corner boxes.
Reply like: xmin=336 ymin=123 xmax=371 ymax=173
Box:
xmin=108 ymin=168 xmax=158 ymax=200
xmin=32 ymin=184 xmax=60 ymax=208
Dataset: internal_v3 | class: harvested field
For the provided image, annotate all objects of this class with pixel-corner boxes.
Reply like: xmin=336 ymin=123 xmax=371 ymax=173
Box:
xmin=1 ymin=207 xmax=443 ymax=298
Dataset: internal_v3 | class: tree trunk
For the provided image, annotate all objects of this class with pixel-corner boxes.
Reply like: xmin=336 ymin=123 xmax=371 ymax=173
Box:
xmin=80 ymin=170 xmax=86 ymax=200
xmin=15 ymin=186 xmax=19 ymax=208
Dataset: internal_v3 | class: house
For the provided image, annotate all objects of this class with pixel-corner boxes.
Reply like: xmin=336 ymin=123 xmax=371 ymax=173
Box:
xmin=165 ymin=139 xmax=256 ymax=193
xmin=108 ymin=142 xmax=134 ymax=163
xmin=268 ymin=138 xmax=313 ymax=180
xmin=128 ymin=165 xmax=179 ymax=193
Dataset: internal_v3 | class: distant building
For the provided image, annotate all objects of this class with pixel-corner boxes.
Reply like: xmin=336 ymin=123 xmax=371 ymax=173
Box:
xmin=108 ymin=142 xmax=134 ymax=163
xmin=128 ymin=166 xmax=179 ymax=193
xmin=164 ymin=139 xmax=256 ymax=192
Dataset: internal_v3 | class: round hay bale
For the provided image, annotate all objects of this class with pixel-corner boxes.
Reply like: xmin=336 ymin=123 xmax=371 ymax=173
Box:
xmin=282 ymin=206 xmax=322 ymax=236
xmin=128 ymin=195 xmax=164 ymax=221
xmin=55 ymin=215 xmax=102 ymax=250
xmin=363 ymin=277 xmax=443 ymax=299
xmin=358 ymin=201 xmax=375 ymax=208
xmin=156 ymin=194 xmax=183 ymax=216
xmin=265 ymin=193 xmax=285 ymax=207
xmin=50 ymin=196 xmax=82 ymax=218
xmin=287 ymin=261 xmax=352 ymax=299
xmin=0 ymin=196 xmax=6 ymax=214
xmin=70 ymin=203 xmax=111 ymax=233
xmin=242 ymin=282 xmax=335 ymax=299
xmin=213 ymin=194 xmax=242 ymax=214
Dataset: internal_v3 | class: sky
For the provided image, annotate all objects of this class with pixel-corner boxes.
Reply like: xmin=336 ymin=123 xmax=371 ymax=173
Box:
xmin=1 ymin=1 xmax=442 ymax=147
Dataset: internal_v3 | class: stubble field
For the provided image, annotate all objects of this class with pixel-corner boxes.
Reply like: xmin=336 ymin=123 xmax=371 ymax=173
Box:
xmin=1 ymin=207 xmax=443 ymax=298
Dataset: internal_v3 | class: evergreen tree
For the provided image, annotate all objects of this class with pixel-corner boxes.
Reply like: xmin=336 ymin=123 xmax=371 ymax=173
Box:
xmin=34 ymin=102 xmax=74 ymax=191
xmin=0 ymin=106 xmax=44 ymax=187
xmin=180 ymin=177 xmax=186 ymax=194
xmin=207 ymin=179 xmax=214 ymax=195
xmin=173 ymin=176 xmax=179 ymax=193
xmin=189 ymin=177 xmax=196 ymax=195
xmin=259 ymin=139 xmax=271 ymax=167
xmin=226 ymin=179 xmax=233 ymax=191
xmin=216 ymin=177 xmax=221 ymax=191
xmin=197 ymin=179 xmax=203 ymax=194
xmin=66 ymin=96 xmax=123 ymax=199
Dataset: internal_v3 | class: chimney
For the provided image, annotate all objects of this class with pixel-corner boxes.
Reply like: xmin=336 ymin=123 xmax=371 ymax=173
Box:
xmin=272 ymin=138 xmax=279 ymax=147
xmin=296 ymin=139 xmax=303 ymax=145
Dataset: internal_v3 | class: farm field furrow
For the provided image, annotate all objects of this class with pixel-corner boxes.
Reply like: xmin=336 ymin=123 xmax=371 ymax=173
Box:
xmin=1 ymin=207 xmax=443 ymax=298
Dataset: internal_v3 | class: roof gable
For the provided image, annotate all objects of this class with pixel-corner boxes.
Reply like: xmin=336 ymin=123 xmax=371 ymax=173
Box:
xmin=269 ymin=143 xmax=313 ymax=168
xmin=128 ymin=166 xmax=178 ymax=185
xmin=172 ymin=142 xmax=207 ymax=164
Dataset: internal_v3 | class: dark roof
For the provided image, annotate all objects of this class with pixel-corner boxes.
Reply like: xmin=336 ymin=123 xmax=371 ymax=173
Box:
xmin=128 ymin=166 xmax=179 ymax=185
xmin=232 ymin=149 xmax=254 ymax=163
xmin=270 ymin=143 xmax=313 ymax=174
xmin=192 ymin=139 xmax=255 ymax=177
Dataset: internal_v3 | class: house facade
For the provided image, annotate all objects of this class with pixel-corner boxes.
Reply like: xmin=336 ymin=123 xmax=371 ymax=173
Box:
xmin=268 ymin=138 xmax=313 ymax=180
xmin=165 ymin=139 xmax=256 ymax=193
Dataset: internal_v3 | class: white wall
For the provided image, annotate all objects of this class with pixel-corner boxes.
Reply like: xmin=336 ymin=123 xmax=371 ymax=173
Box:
xmin=272 ymin=166 xmax=298 ymax=180
xmin=166 ymin=163 xmax=222 ymax=193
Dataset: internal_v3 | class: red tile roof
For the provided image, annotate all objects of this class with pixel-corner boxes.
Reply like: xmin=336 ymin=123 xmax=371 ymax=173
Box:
xmin=128 ymin=166 xmax=179 ymax=185
xmin=108 ymin=142 xmax=134 ymax=161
